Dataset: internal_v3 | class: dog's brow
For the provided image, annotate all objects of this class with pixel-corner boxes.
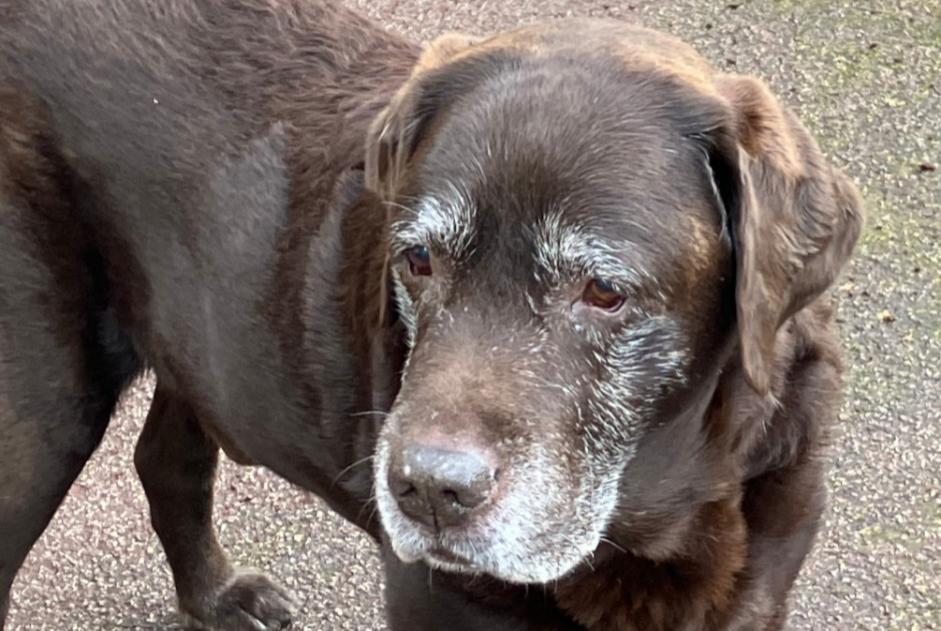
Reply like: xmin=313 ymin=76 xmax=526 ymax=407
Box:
xmin=390 ymin=184 xmax=477 ymax=257
xmin=532 ymin=210 xmax=645 ymax=287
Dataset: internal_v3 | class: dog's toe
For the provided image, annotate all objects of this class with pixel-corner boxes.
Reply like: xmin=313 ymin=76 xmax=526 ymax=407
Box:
xmin=182 ymin=569 xmax=296 ymax=631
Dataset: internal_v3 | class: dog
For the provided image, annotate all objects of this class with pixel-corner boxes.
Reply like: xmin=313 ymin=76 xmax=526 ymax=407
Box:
xmin=365 ymin=15 xmax=863 ymax=631
xmin=0 ymin=1 xmax=862 ymax=630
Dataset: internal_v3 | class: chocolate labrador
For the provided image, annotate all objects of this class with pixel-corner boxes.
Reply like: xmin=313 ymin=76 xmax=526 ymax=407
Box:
xmin=0 ymin=1 xmax=861 ymax=630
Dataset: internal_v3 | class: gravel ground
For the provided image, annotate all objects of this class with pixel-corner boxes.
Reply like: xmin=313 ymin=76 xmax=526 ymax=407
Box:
xmin=7 ymin=1 xmax=940 ymax=629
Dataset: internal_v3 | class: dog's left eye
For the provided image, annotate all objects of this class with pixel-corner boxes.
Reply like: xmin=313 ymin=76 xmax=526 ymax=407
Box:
xmin=404 ymin=245 xmax=433 ymax=277
xmin=582 ymin=277 xmax=626 ymax=312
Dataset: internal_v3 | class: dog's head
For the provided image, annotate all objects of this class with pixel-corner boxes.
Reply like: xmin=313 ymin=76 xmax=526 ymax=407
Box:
xmin=367 ymin=20 xmax=862 ymax=584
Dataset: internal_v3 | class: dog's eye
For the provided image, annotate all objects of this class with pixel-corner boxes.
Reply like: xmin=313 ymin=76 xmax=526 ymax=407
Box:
xmin=582 ymin=277 xmax=625 ymax=312
xmin=404 ymin=245 xmax=432 ymax=277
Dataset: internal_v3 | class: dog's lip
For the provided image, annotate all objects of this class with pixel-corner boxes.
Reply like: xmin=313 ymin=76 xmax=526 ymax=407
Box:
xmin=426 ymin=544 xmax=474 ymax=567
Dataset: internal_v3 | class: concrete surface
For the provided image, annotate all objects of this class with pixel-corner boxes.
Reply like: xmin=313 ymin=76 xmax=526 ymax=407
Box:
xmin=6 ymin=0 xmax=940 ymax=629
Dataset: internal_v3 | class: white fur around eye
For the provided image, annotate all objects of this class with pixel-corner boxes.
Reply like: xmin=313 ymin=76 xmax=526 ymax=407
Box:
xmin=391 ymin=185 xmax=477 ymax=262
xmin=531 ymin=209 xmax=653 ymax=293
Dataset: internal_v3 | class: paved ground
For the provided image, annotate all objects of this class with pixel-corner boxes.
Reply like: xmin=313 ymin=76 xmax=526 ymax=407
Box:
xmin=7 ymin=1 xmax=940 ymax=629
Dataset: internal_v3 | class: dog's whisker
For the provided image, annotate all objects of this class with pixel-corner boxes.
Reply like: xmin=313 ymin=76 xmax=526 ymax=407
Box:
xmin=381 ymin=199 xmax=419 ymax=215
xmin=349 ymin=410 xmax=389 ymax=418
xmin=599 ymin=536 xmax=627 ymax=555
xmin=330 ymin=455 xmax=375 ymax=486
xmin=355 ymin=488 xmax=380 ymax=524
xmin=365 ymin=503 xmax=380 ymax=528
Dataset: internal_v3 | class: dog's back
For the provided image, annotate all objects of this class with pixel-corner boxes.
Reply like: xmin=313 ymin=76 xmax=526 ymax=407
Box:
xmin=0 ymin=0 xmax=414 ymax=416
xmin=1 ymin=1 xmax=281 ymax=186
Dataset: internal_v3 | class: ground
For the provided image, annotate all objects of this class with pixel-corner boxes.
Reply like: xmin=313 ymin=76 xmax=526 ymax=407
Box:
xmin=7 ymin=0 xmax=940 ymax=629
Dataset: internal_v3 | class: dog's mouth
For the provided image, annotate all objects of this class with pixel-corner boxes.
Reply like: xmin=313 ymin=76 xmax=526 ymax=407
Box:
xmin=426 ymin=544 xmax=475 ymax=570
xmin=392 ymin=520 xmax=608 ymax=584
xmin=407 ymin=535 xmax=503 ymax=577
xmin=388 ymin=524 xmax=489 ymax=575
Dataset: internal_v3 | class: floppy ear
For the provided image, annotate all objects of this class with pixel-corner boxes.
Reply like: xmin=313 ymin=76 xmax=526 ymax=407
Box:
xmin=714 ymin=75 xmax=863 ymax=396
xmin=364 ymin=32 xmax=479 ymax=200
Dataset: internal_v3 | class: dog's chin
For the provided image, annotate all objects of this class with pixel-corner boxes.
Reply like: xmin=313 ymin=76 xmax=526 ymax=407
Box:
xmin=383 ymin=510 xmax=602 ymax=584
xmin=426 ymin=545 xmax=596 ymax=584
xmin=422 ymin=547 xmax=479 ymax=574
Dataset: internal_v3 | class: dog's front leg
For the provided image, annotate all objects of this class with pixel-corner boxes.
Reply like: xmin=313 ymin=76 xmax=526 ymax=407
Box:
xmin=134 ymin=385 xmax=294 ymax=630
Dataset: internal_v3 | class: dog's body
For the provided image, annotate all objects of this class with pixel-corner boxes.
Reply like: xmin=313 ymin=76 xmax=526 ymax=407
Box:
xmin=0 ymin=1 xmax=416 ymax=627
xmin=0 ymin=2 xmax=861 ymax=630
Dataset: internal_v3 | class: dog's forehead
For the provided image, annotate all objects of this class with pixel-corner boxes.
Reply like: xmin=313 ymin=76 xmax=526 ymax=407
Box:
xmin=409 ymin=62 xmax=722 ymax=280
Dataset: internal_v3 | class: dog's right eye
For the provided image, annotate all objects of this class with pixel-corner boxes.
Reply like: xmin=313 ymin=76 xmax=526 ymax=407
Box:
xmin=404 ymin=245 xmax=433 ymax=277
xmin=582 ymin=277 xmax=626 ymax=313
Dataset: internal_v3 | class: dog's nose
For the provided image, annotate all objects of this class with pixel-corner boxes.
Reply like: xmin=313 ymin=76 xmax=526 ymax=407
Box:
xmin=389 ymin=444 xmax=495 ymax=530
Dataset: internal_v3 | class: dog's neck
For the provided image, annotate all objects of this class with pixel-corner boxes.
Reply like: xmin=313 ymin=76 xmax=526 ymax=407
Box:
xmin=251 ymin=15 xmax=417 ymax=528
xmin=264 ymin=8 xmax=417 ymax=382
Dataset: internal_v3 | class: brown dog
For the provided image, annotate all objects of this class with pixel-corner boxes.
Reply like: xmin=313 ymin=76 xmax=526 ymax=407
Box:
xmin=371 ymin=20 xmax=864 ymax=631
xmin=0 ymin=1 xmax=861 ymax=630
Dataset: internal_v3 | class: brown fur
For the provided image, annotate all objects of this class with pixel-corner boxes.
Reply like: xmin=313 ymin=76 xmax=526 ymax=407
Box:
xmin=0 ymin=3 xmax=860 ymax=630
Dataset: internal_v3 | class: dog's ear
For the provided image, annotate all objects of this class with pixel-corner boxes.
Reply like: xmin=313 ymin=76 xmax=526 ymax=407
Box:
xmin=364 ymin=32 xmax=479 ymax=200
xmin=708 ymin=75 xmax=863 ymax=396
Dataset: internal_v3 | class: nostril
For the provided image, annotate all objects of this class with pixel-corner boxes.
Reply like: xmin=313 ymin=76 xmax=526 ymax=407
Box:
xmin=435 ymin=464 xmax=494 ymax=511
xmin=388 ymin=467 xmax=418 ymax=498
xmin=390 ymin=444 xmax=498 ymax=529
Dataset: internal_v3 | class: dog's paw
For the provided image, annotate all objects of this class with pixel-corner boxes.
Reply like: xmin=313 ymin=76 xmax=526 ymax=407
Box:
xmin=181 ymin=569 xmax=296 ymax=631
